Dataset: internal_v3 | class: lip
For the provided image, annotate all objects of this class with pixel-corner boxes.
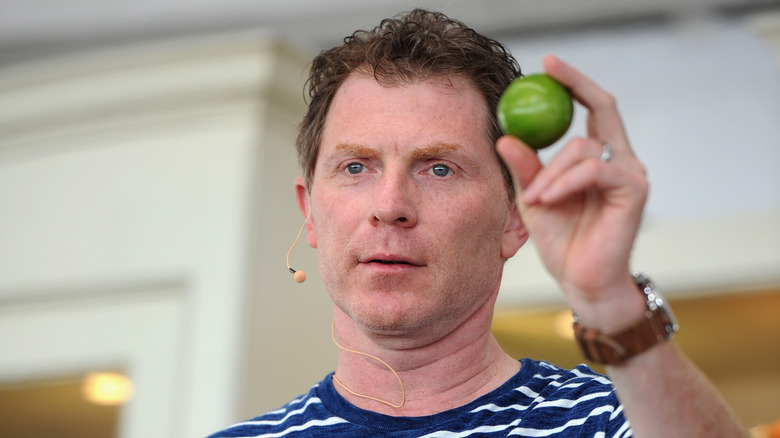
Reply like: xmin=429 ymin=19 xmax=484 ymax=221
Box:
xmin=358 ymin=253 xmax=424 ymax=272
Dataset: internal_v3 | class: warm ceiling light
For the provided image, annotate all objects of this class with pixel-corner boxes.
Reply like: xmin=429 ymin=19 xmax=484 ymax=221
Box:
xmin=554 ymin=310 xmax=575 ymax=340
xmin=82 ymin=372 xmax=134 ymax=406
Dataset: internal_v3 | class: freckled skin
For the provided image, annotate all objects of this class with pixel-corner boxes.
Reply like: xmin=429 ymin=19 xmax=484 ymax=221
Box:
xmin=299 ymin=74 xmax=521 ymax=345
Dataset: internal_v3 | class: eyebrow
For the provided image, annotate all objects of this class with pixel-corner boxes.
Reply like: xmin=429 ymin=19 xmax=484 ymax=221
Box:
xmin=411 ymin=143 xmax=460 ymax=160
xmin=334 ymin=142 xmax=461 ymax=160
xmin=334 ymin=143 xmax=380 ymax=159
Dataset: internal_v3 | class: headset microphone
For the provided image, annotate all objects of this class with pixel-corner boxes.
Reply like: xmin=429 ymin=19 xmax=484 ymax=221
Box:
xmin=289 ymin=267 xmax=306 ymax=284
xmin=286 ymin=210 xmax=311 ymax=283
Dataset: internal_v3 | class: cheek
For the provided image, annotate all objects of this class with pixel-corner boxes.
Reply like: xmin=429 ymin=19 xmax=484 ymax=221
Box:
xmin=310 ymin=214 xmax=338 ymax=256
xmin=310 ymin=198 xmax=358 ymax=270
xmin=435 ymin=199 xmax=508 ymax=266
xmin=451 ymin=190 xmax=508 ymax=236
xmin=309 ymin=189 xmax=351 ymax=242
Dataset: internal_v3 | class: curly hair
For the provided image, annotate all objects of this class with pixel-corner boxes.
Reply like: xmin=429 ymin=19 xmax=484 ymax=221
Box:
xmin=296 ymin=8 xmax=521 ymax=200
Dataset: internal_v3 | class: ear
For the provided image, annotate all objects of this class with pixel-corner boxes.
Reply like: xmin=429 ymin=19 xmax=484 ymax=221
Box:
xmin=501 ymin=202 xmax=529 ymax=259
xmin=294 ymin=176 xmax=317 ymax=248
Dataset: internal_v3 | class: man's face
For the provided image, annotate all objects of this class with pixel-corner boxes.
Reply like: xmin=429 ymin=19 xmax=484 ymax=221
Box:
xmin=299 ymin=73 xmax=526 ymax=342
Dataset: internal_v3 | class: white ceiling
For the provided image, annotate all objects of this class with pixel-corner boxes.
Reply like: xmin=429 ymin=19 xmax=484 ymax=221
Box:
xmin=0 ymin=0 xmax=777 ymax=66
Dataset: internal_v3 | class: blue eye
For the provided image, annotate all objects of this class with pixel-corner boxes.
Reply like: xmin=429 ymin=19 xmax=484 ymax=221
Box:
xmin=430 ymin=164 xmax=451 ymax=177
xmin=346 ymin=163 xmax=364 ymax=174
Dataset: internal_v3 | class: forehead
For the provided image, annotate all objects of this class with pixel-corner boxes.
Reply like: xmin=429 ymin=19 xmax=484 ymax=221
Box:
xmin=321 ymin=73 xmax=491 ymax=152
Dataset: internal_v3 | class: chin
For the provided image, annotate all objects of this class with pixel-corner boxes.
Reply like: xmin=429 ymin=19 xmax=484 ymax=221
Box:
xmin=351 ymin=302 xmax=457 ymax=338
xmin=354 ymin=309 xmax=422 ymax=332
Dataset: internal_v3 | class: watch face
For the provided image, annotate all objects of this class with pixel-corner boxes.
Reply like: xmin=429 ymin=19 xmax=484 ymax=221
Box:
xmin=657 ymin=301 xmax=679 ymax=336
xmin=665 ymin=310 xmax=680 ymax=335
xmin=633 ymin=272 xmax=679 ymax=336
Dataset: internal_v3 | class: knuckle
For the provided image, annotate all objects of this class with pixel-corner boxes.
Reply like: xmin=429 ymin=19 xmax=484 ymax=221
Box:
xmin=570 ymin=137 xmax=591 ymax=150
xmin=585 ymin=158 xmax=603 ymax=174
xmin=636 ymin=161 xmax=648 ymax=177
xmin=597 ymin=91 xmax=617 ymax=111
xmin=634 ymin=167 xmax=650 ymax=197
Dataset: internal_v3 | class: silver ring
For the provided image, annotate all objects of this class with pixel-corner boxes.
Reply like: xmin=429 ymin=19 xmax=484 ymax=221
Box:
xmin=599 ymin=142 xmax=613 ymax=162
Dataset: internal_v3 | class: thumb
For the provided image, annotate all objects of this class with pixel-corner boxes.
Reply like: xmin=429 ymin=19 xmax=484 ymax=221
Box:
xmin=496 ymin=135 xmax=542 ymax=194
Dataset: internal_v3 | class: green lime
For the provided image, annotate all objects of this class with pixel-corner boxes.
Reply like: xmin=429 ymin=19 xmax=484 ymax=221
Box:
xmin=497 ymin=73 xmax=573 ymax=150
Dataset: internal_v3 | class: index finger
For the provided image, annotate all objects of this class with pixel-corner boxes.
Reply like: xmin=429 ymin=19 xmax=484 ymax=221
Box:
xmin=542 ymin=55 xmax=630 ymax=150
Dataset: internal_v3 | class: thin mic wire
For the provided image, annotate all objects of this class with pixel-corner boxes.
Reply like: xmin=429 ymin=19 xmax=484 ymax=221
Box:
xmin=287 ymin=210 xmax=311 ymax=272
xmin=331 ymin=320 xmax=406 ymax=408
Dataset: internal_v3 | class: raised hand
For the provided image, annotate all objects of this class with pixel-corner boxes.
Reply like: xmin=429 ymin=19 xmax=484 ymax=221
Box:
xmin=496 ymin=55 xmax=648 ymax=330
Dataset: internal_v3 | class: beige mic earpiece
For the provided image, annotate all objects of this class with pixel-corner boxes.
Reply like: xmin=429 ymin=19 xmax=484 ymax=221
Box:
xmin=286 ymin=210 xmax=311 ymax=283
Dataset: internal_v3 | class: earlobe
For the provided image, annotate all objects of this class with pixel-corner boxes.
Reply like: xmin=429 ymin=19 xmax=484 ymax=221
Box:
xmin=294 ymin=176 xmax=317 ymax=248
xmin=501 ymin=203 xmax=529 ymax=259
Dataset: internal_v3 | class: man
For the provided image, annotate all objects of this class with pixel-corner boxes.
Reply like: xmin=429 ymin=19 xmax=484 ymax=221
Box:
xmin=210 ymin=9 xmax=748 ymax=437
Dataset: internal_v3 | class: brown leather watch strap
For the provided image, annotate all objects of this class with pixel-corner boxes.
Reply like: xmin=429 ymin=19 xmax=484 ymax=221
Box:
xmin=573 ymin=307 xmax=672 ymax=365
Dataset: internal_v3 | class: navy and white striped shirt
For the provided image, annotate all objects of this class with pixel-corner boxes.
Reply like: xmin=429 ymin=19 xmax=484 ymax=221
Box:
xmin=209 ymin=358 xmax=632 ymax=437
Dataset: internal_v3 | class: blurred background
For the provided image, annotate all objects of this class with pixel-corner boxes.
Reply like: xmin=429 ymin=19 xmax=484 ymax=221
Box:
xmin=0 ymin=0 xmax=779 ymax=437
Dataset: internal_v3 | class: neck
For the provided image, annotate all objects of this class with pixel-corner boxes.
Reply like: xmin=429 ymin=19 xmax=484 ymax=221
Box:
xmin=330 ymin=289 xmax=520 ymax=416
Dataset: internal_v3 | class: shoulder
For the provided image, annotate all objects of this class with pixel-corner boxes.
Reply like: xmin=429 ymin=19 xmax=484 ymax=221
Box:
xmin=465 ymin=359 xmax=631 ymax=436
xmin=206 ymin=378 xmax=347 ymax=438
xmin=526 ymin=359 xmax=615 ymax=393
xmin=515 ymin=358 xmax=622 ymax=408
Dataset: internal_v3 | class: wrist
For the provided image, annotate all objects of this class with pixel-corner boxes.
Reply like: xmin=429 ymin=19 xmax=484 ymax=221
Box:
xmin=571 ymin=272 xmax=679 ymax=365
xmin=566 ymin=273 xmax=646 ymax=333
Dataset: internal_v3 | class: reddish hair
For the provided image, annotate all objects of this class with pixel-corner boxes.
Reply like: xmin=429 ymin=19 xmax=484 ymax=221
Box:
xmin=296 ymin=8 xmax=521 ymax=200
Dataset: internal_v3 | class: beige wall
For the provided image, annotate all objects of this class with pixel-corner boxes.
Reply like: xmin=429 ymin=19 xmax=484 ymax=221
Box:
xmin=0 ymin=34 xmax=334 ymax=437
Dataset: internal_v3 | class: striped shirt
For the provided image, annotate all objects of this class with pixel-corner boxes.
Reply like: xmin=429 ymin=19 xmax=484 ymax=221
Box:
xmin=208 ymin=358 xmax=632 ymax=437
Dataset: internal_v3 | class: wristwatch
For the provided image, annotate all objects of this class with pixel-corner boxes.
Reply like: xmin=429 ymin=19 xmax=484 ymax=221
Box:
xmin=573 ymin=272 xmax=679 ymax=365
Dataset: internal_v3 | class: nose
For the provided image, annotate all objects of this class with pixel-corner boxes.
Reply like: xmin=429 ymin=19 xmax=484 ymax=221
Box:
xmin=371 ymin=170 xmax=418 ymax=227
